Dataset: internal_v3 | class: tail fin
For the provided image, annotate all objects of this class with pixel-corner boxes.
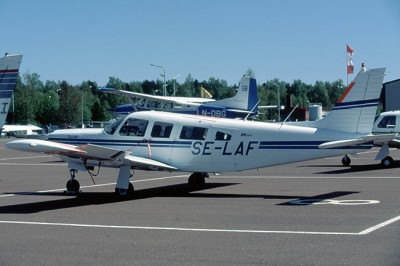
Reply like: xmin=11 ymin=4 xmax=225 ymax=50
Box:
xmin=207 ymin=75 xmax=258 ymax=112
xmin=0 ymin=54 xmax=23 ymax=128
xmin=316 ymin=67 xmax=386 ymax=133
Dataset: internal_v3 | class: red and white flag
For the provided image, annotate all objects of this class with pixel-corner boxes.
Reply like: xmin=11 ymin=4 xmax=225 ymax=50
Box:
xmin=347 ymin=43 xmax=354 ymax=74
xmin=346 ymin=44 xmax=354 ymax=54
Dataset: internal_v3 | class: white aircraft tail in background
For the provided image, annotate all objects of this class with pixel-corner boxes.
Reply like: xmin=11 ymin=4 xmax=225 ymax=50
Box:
xmin=6 ymin=67 xmax=391 ymax=199
xmin=0 ymin=54 xmax=23 ymax=130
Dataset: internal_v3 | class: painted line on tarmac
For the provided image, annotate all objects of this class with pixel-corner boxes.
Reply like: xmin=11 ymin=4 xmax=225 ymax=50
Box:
xmin=0 ymin=163 xmax=64 ymax=166
xmin=0 ymin=175 xmax=188 ymax=198
xmin=0 ymin=155 xmax=53 ymax=161
xmin=216 ymin=176 xmax=400 ymax=179
xmin=0 ymin=220 xmax=360 ymax=235
xmin=359 ymin=215 xmax=400 ymax=235
xmin=1 ymin=215 xmax=399 ymax=235
xmin=1 ymin=214 xmax=398 ymax=236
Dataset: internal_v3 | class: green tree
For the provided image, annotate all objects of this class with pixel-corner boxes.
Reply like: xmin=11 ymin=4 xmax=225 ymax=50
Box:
xmin=58 ymin=81 xmax=81 ymax=127
xmin=35 ymin=90 xmax=59 ymax=125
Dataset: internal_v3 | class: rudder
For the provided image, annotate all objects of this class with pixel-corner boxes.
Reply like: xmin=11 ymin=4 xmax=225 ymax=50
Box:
xmin=315 ymin=67 xmax=386 ymax=133
xmin=208 ymin=75 xmax=258 ymax=112
xmin=0 ymin=54 xmax=23 ymax=128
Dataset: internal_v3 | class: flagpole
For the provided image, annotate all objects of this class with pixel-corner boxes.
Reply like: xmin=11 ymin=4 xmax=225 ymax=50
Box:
xmin=346 ymin=42 xmax=349 ymax=87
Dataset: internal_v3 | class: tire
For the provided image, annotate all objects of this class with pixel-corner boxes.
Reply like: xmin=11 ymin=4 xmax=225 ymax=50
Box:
xmin=341 ymin=155 xmax=351 ymax=166
xmin=381 ymin=156 xmax=394 ymax=168
xmin=188 ymin=173 xmax=205 ymax=190
xmin=115 ymin=183 xmax=134 ymax=198
xmin=66 ymin=179 xmax=80 ymax=193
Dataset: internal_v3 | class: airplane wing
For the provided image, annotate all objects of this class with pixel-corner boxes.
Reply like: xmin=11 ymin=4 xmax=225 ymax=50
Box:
xmin=98 ymin=88 xmax=214 ymax=104
xmin=6 ymin=139 xmax=177 ymax=171
xmin=319 ymin=133 xmax=398 ymax=149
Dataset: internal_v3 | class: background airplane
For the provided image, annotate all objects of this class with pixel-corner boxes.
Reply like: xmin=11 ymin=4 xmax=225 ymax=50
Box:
xmin=6 ymin=67 xmax=391 ymax=199
xmin=364 ymin=110 xmax=400 ymax=167
xmin=0 ymin=53 xmax=23 ymax=132
xmin=98 ymin=75 xmax=264 ymax=119
xmin=1 ymin=124 xmax=43 ymax=137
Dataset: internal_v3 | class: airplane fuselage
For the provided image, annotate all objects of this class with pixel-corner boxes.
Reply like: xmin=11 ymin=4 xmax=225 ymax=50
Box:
xmin=48 ymin=111 xmax=371 ymax=172
xmin=114 ymin=102 xmax=254 ymax=119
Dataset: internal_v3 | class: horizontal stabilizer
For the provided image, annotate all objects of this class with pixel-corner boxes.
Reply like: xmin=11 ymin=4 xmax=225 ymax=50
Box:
xmin=319 ymin=133 xmax=398 ymax=149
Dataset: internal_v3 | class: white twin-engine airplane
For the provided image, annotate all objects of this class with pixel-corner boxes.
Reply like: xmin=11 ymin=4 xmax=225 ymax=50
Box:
xmin=98 ymin=75 xmax=271 ymax=118
xmin=6 ymin=67 xmax=394 ymax=198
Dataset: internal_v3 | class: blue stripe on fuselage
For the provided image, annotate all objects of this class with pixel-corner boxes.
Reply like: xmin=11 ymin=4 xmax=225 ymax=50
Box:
xmin=49 ymin=138 xmax=373 ymax=151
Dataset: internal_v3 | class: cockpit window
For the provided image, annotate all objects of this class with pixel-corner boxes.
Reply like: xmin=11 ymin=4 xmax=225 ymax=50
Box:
xmin=151 ymin=122 xmax=173 ymax=138
xmin=215 ymin=131 xmax=232 ymax=141
xmin=119 ymin=118 xmax=148 ymax=137
xmin=104 ymin=118 xmax=124 ymax=135
xmin=377 ymin=115 xmax=396 ymax=128
xmin=180 ymin=126 xmax=208 ymax=140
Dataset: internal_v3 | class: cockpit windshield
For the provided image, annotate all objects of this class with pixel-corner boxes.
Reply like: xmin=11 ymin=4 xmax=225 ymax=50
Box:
xmin=104 ymin=118 xmax=124 ymax=135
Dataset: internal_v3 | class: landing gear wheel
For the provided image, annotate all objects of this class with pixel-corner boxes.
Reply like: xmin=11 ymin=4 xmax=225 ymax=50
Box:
xmin=381 ymin=156 xmax=394 ymax=168
xmin=342 ymin=155 xmax=351 ymax=166
xmin=115 ymin=183 xmax=134 ymax=198
xmin=66 ymin=179 xmax=80 ymax=193
xmin=188 ymin=173 xmax=206 ymax=190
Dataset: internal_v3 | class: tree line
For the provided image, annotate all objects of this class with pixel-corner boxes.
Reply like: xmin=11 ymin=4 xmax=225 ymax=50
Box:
xmin=7 ymin=72 xmax=347 ymax=128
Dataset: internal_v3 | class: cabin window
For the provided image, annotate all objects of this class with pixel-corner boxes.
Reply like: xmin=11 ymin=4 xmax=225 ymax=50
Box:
xmin=215 ymin=131 xmax=232 ymax=141
xmin=136 ymin=99 xmax=145 ymax=107
xmin=377 ymin=116 xmax=396 ymax=128
xmin=119 ymin=118 xmax=148 ymax=137
xmin=146 ymin=100 xmax=161 ymax=109
xmin=180 ymin=126 xmax=208 ymax=140
xmin=151 ymin=122 xmax=173 ymax=138
xmin=104 ymin=118 xmax=124 ymax=135
xmin=163 ymin=102 xmax=173 ymax=109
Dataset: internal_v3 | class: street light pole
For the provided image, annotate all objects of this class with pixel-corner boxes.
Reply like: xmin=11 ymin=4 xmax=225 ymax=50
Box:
xmin=150 ymin=64 xmax=166 ymax=96
xmin=172 ymin=74 xmax=180 ymax=96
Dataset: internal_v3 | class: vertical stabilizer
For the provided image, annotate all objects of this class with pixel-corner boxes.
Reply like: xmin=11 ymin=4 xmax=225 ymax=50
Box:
xmin=207 ymin=76 xmax=258 ymax=112
xmin=0 ymin=54 xmax=23 ymax=128
xmin=316 ymin=67 xmax=386 ymax=133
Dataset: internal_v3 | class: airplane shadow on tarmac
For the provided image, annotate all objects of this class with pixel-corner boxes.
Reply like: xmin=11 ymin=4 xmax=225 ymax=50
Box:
xmin=0 ymin=182 xmax=359 ymax=213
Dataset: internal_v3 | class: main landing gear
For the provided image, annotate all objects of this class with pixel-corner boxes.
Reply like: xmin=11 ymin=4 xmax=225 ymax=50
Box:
xmin=381 ymin=156 xmax=394 ymax=168
xmin=115 ymin=183 xmax=134 ymax=198
xmin=341 ymin=155 xmax=395 ymax=168
xmin=341 ymin=155 xmax=351 ymax=166
xmin=188 ymin=172 xmax=208 ymax=190
xmin=65 ymin=166 xmax=209 ymax=198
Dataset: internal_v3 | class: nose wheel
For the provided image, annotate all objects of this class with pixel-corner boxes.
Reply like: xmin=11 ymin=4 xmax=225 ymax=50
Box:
xmin=66 ymin=170 xmax=81 ymax=193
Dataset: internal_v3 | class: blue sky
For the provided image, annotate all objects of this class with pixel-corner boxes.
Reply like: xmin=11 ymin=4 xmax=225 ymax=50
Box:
xmin=1 ymin=0 xmax=399 ymax=86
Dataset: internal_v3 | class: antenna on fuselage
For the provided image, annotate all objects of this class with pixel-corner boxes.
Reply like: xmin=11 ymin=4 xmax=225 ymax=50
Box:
xmin=244 ymin=100 xmax=260 ymax=121
xmin=280 ymin=103 xmax=299 ymax=126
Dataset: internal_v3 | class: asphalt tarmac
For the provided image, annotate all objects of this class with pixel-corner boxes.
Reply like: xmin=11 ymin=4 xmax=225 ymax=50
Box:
xmin=0 ymin=138 xmax=399 ymax=265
